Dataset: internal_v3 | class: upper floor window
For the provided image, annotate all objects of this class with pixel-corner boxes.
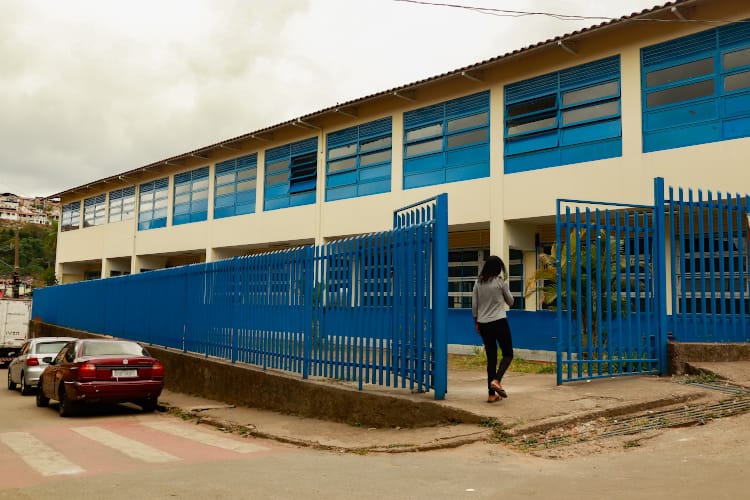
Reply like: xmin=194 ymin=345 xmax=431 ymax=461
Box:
xmin=214 ymin=153 xmax=257 ymax=219
xmin=108 ymin=186 xmax=135 ymax=223
xmin=173 ymin=166 xmax=209 ymax=226
xmin=403 ymin=91 xmax=490 ymax=189
xmin=504 ymin=56 xmax=621 ymax=173
xmin=641 ymin=20 xmax=750 ymax=152
xmin=264 ymin=137 xmax=318 ymax=211
xmin=61 ymin=201 xmax=80 ymax=232
xmin=326 ymin=118 xmax=392 ymax=202
xmin=138 ymin=178 xmax=168 ymax=231
xmin=83 ymin=194 xmax=106 ymax=228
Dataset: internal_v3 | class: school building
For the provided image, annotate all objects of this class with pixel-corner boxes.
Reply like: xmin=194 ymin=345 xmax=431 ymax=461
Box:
xmin=51 ymin=0 xmax=750 ymax=331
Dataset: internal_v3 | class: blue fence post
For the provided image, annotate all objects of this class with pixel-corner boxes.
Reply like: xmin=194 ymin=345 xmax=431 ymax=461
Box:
xmin=555 ymin=199 xmax=563 ymax=385
xmin=432 ymin=193 xmax=448 ymax=400
xmin=653 ymin=177 xmax=669 ymax=375
xmin=303 ymin=245 xmax=314 ymax=380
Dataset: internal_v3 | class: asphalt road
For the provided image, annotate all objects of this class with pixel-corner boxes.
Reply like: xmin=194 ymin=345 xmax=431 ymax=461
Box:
xmin=1 ymin=368 xmax=748 ymax=499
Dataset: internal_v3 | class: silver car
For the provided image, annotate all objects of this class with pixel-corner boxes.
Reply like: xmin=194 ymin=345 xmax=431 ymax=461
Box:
xmin=7 ymin=337 xmax=77 ymax=395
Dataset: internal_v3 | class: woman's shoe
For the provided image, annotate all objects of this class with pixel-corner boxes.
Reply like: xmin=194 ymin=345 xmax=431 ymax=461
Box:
xmin=487 ymin=394 xmax=501 ymax=403
xmin=490 ymin=380 xmax=508 ymax=398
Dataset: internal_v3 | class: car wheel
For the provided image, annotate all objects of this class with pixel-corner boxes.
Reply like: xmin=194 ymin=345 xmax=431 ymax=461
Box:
xmin=20 ymin=373 xmax=33 ymax=396
xmin=36 ymin=387 xmax=49 ymax=407
xmin=139 ymin=398 xmax=158 ymax=413
xmin=7 ymin=370 xmax=16 ymax=391
xmin=58 ymin=385 xmax=76 ymax=417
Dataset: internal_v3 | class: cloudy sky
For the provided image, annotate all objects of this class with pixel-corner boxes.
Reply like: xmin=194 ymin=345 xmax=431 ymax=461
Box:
xmin=0 ymin=0 xmax=661 ymax=198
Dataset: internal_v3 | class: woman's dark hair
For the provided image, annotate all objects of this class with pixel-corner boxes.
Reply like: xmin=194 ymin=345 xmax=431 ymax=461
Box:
xmin=479 ymin=255 xmax=506 ymax=282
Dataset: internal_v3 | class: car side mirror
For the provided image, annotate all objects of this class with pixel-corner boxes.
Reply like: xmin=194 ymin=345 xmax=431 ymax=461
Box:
xmin=43 ymin=357 xmax=54 ymax=364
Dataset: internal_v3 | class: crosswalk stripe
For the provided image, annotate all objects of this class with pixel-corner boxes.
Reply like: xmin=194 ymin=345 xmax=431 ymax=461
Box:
xmin=0 ymin=432 xmax=85 ymax=476
xmin=72 ymin=426 xmax=179 ymax=463
xmin=143 ymin=421 xmax=269 ymax=453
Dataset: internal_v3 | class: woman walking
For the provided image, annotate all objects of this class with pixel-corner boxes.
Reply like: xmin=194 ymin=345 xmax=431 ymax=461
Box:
xmin=472 ymin=255 xmax=514 ymax=403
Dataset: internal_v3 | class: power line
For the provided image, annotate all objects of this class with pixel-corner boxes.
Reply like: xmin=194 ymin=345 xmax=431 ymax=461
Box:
xmin=394 ymin=0 xmax=750 ymax=25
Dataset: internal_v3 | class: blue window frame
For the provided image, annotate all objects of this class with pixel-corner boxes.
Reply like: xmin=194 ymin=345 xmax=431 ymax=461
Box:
xmin=641 ymin=20 xmax=750 ymax=152
xmin=173 ymin=167 xmax=209 ymax=226
xmin=61 ymin=201 xmax=80 ymax=232
xmin=326 ymin=118 xmax=392 ymax=202
xmin=108 ymin=186 xmax=135 ymax=223
xmin=214 ymin=153 xmax=257 ymax=219
xmin=138 ymin=178 xmax=168 ymax=231
xmin=83 ymin=194 xmax=106 ymax=227
xmin=403 ymin=91 xmax=490 ymax=189
xmin=504 ymin=56 xmax=621 ymax=173
xmin=264 ymin=137 xmax=318 ymax=211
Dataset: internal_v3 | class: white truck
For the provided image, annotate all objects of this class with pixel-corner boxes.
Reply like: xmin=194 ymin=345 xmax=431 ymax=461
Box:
xmin=0 ymin=298 xmax=32 ymax=367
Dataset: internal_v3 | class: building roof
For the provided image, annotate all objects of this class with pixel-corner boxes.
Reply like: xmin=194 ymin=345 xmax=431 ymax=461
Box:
xmin=49 ymin=0 xmax=696 ymax=201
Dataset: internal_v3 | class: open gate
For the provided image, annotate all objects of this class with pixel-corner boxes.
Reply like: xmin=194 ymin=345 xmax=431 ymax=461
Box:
xmin=555 ymin=180 xmax=668 ymax=383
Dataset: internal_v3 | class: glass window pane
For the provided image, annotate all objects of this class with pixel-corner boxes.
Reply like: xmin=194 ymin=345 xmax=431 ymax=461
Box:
xmin=174 ymin=194 xmax=190 ymax=205
xmin=646 ymin=79 xmax=714 ymax=108
xmin=360 ymin=136 xmax=391 ymax=152
xmin=447 ymin=112 xmax=488 ymax=132
xmin=507 ymin=115 xmax=556 ymax=135
xmin=193 ymin=179 xmax=209 ymax=191
xmin=723 ymin=47 xmax=750 ymax=70
xmin=267 ymin=160 xmax=289 ymax=173
xmin=237 ymin=179 xmax=256 ymax=191
xmin=216 ymin=184 xmax=234 ymax=196
xmin=562 ymin=100 xmax=619 ymax=125
xmin=329 ymin=144 xmax=357 ymax=160
xmin=724 ymin=71 xmax=750 ymax=92
xmin=360 ymin=150 xmax=391 ymax=166
xmin=507 ymin=95 xmax=556 ymax=118
xmin=192 ymin=189 xmax=208 ymax=201
xmin=154 ymin=198 xmax=168 ymax=209
xmin=237 ymin=168 xmax=256 ymax=180
xmin=175 ymin=183 xmax=190 ymax=195
xmin=405 ymin=138 xmax=442 ymax=156
xmin=328 ymin=157 xmax=356 ymax=173
xmin=447 ymin=128 xmax=487 ymax=148
xmin=216 ymin=172 xmax=235 ymax=185
xmin=563 ymin=81 xmax=619 ymax=106
xmin=140 ymin=201 xmax=153 ymax=211
xmin=406 ymin=123 xmax=442 ymax=142
xmin=646 ymin=58 xmax=713 ymax=87
xmin=267 ymin=172 xmax=288 ymax=185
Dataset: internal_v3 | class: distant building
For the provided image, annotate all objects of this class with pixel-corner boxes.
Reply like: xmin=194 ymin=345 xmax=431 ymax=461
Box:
xmin=0 ymin=193 xmax=58 ymax=226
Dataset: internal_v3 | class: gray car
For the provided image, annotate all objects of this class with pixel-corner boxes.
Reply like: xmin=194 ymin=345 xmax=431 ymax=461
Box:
xmin=7 ymin=337 xmax=77 ymax=395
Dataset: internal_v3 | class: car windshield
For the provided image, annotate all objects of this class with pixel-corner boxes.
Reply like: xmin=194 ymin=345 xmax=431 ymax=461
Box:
xmin=35 ymin=342 xmax=70 ymax=355
xmin=81 ymin=341 xmax=146 ymax=357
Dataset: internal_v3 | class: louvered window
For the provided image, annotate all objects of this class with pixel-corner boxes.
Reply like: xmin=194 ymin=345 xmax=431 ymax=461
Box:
xmin=264 ymin=137 xmax=318 ymax=211
xmin=504 ymin=56 xmax=621 ymax=173
xmin=641 ymin=20 xmax=750 ymax=152
xmin=449 ymin=248 xmax=524 ymax=310
xmin=403 ymin=91 xmax=490 ymax=189
xmin=138 ymin=178 xmax=169 ymax=230
xmin=214 ymin=153 xmax=257 ymax=219
xmin=108 ymin=186 xmax=135 ymax=223
xmin=326 ymin=117 xmax=392 ymax=201
xmin=61 ymin=201 xmax=80 ymax=232
xmin=83 ymin=194 xmax=106 ymax=227
xmin=173 ymin=166 xmax=209 ymax=226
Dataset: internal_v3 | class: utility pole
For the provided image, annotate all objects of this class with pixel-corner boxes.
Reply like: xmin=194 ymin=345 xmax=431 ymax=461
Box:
xmin=11 ymin=223 xmax=20 ymax=298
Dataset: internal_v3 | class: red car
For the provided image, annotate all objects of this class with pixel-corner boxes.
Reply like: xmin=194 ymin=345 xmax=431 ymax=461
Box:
xmin=36 ymin=338 xmax=164 ymax=417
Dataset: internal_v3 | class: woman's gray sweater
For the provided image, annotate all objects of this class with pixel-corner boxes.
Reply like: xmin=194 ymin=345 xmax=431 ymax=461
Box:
xmin=472 ymin=276 xmax=514 ymax=323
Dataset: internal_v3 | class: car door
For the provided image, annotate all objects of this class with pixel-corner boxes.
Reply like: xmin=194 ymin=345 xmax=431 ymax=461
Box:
xmin=42 ymin=343 xmax=72 ymax=398
xmin=9 ymin=341 xmax=30 ymax=384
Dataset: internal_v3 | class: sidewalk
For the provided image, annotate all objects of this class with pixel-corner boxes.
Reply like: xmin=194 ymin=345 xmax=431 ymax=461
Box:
xmin=157 ymin=361 xmax=750 ymax=452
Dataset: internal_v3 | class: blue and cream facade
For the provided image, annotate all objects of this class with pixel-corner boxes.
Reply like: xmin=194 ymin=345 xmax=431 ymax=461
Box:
xmin=54 ymin=1 xmax=750 ymax=319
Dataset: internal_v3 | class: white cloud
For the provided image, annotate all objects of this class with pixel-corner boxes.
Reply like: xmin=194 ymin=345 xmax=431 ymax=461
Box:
xmin=0 ymin=0 xmax=659 ymax=197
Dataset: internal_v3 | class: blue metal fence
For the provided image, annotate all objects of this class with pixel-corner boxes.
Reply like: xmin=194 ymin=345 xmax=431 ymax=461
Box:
xmin=32 ymin=195 xmax=448 ymax=399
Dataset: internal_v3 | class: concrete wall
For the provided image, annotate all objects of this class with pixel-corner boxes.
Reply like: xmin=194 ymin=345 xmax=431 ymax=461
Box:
xmin=29 ymin=320 xmax=482 ymax=428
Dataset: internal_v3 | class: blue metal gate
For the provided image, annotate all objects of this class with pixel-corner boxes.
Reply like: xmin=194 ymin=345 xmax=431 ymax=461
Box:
xmin=555 ymin=180 xmax=667 ymax=383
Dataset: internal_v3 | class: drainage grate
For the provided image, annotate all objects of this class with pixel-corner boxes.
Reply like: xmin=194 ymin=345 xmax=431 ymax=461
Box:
xmin=681 ymin=380 xmax=750 ymax=396
xmin=515 ymin=396 xmax=750 ymax=449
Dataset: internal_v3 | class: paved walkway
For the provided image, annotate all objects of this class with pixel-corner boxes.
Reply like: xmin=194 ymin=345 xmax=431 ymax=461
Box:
xmin=158 ymin=361 xmax=750 ymax=452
